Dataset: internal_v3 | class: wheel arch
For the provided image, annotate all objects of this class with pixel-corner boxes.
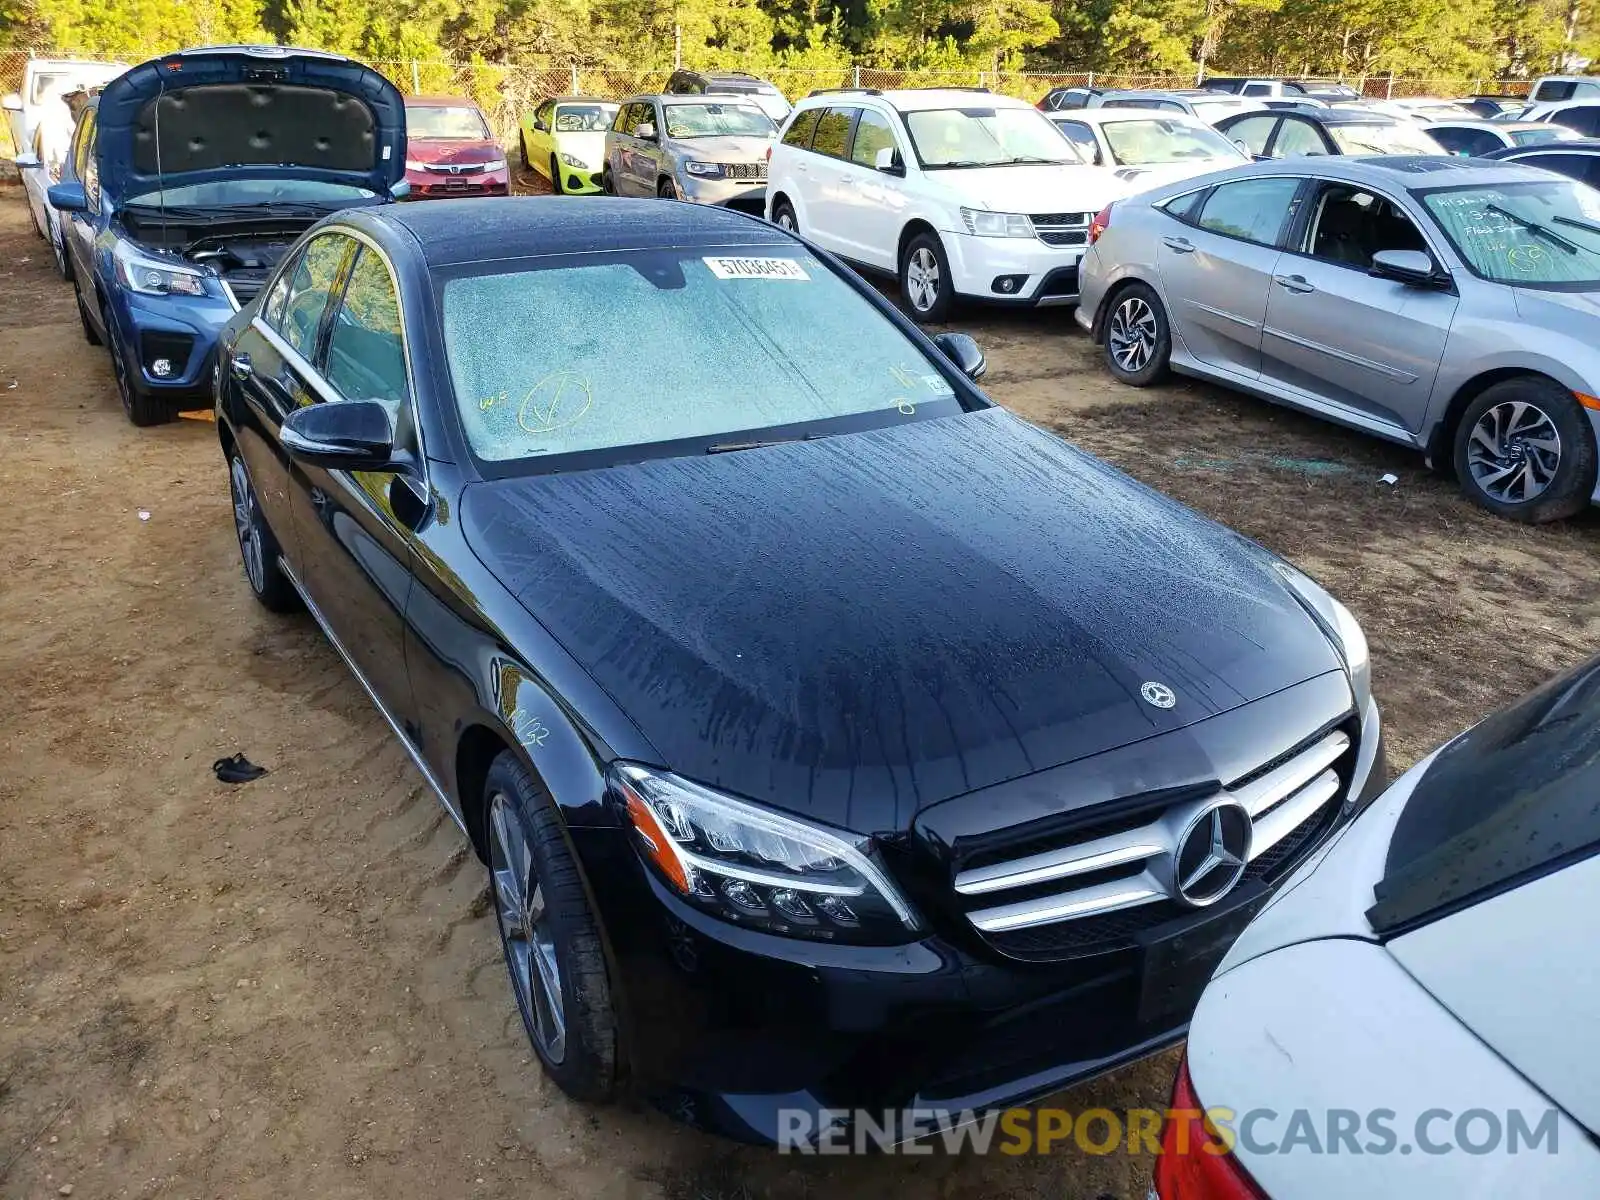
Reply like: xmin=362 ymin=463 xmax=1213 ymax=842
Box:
xmin=1091 ymin=273 xmax=1158 ymax=344
xmin=897 ymin=218 xmax=941 ymax=266
xmin=455 ymin=721 xmax=513 ymax=862
xmin=1427 ymin=368 xmax=1563 ymax=472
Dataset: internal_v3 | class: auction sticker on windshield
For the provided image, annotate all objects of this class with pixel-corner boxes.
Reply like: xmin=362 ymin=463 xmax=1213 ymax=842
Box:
xmin=703 ymin=257 xmax=810 ymax=281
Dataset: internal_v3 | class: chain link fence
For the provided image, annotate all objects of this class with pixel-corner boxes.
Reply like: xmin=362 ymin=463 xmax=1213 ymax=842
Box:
xmin=0 ymin=48 xmax=1546 ymax=149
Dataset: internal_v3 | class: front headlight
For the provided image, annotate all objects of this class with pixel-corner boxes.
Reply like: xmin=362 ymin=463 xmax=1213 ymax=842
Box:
xmin=481 ymin=157 xmax=508 ymax=172
xmin=960 ymin=207 xmax=1034 ymax=238
xmin=683 ymin=160 xmax=725 ymax=178
xmin=1275 ymin=563 xmax=1372 ymax=716
xmin=112 ymin=239 xmax=206 ymax=297
xmin=558 ymin=152 xmax=588 ymax=169
xmin=612 ymin=762 xmax=921 ymax=943
xmin=404 ymin=159 xmax=427 ymax=172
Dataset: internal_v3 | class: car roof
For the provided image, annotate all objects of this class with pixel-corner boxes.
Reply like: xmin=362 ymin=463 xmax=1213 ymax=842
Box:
xmin=540 ymin=95 xmax=617 ymax=105
xmin=620 ymin=92 xmax=762 ymax=106
xmin=359 ymin=196 xmax=792 ymax=268
xmin=1055 ymin=107 xmax=1208 ymax=125
xmin=1499 ymin=138 xmax=1600 ymax=153
xmin=831 ymin=88 xmax=1032 ymax=112
xmin=1237 ymin=155 xmax=1557 ymax=186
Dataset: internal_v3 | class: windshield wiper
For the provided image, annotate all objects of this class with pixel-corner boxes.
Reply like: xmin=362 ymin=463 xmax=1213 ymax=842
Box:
xmin=1551 ymin=214 xmax=1600 ymax=239
xmin=706 ymin=434 xmax=823 ymax=454
xmin=1485 ymin=202 xmax=1579 ymax=255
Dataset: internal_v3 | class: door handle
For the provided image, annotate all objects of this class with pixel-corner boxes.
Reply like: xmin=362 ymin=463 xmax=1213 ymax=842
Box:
xmin=230 ymin=352 xmax=253 ymax=380
xmin=1273 ymin=274 xmax=1316 ymax=294
xmin=1162 ymin=236 xmax=1195 ymax=253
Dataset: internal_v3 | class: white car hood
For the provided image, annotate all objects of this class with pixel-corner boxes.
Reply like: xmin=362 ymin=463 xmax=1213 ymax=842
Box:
xmin=934 ymin=163 xmax=1130 ymax=215
xmin=1105 ymin=158 xmax=1246 ymax=191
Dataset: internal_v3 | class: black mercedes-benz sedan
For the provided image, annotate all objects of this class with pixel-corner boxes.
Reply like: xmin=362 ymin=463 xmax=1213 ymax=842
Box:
xmin=214 ymin=197 xmax=1386 ymax=1145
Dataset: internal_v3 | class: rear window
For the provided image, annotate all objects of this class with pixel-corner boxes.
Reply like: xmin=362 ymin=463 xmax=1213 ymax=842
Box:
xmin=1368 ymin=659 xmax=1600 ymax=936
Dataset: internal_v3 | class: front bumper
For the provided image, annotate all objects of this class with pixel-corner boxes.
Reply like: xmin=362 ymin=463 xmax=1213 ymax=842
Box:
xmin=579 ymin=698 xmax=1388 ymax=1146
xmin=108 ymin=286 xmax=234 ymax=403
xmin=677 ymin=173 xmax=768 ymax=213
xmin=942 ymin=230 xmax=1089 ymax=307
xmin=405 ymin=168 xmax=511 ymax=198
xmin=555 ymin=163 xmax=603 ymax=194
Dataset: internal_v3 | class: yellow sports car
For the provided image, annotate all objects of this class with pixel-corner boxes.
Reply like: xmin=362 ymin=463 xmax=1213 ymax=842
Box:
xmin=519 ymin=96 xmax=620 ymax=194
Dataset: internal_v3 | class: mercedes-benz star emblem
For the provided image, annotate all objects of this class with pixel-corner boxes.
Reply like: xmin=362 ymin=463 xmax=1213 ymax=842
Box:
xmin=1141 ymin=681 xmax=1177 ymax=709
xmin=1173 ymin=801 xmax=1251 ymax=907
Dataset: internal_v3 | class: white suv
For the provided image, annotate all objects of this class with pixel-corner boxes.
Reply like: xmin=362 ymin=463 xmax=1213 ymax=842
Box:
xmin=765 ymin=88 xmax=1126 ymax=321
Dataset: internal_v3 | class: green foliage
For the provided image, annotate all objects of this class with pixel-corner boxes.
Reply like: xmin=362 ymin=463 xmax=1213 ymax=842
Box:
xmin=1 ymin=0 xmax=1595 ymax=83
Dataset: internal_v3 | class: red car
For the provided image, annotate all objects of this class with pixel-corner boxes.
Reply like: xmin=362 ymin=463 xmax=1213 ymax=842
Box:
xmin=402 ymin=96 xmax=509 ymax=198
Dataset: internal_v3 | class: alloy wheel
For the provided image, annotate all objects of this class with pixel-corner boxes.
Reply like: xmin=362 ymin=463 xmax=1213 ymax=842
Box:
xmin=1466 ymin=400 xmax=1562 ymax=503
xmin=905 ymin=247 xmax=940 ymax=313
xmin=490 ymin=792 xmax=567 ymax=1063
xmin=776 ymin=208 xmax=797 ymax=232
xmin=1108 ymin=296 xmax=1158 ymax=373
xmin=229 ymin=458 xmax=266 ymax=593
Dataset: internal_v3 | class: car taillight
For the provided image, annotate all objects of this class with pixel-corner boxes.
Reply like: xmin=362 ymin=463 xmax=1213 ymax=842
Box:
xmin=1089 ymin=203 xmax=1114 ymax=245
xmin=1151 ymin=1056 xmax=1268 ymax=1200
xmin=766 ymin=146 xmax=773 ymax=161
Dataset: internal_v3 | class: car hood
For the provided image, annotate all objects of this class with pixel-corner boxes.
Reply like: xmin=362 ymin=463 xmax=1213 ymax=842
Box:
xmin=1107 ymin=158 xmax=1247 ymax=190
xmin=405 ymin=137 xmax=501 ymax=166
xmin=94 ymin=45 xmax=407 ymax=206
xmin=666 ymin=133 xmax=772 ymax=161
xmin=933 ymin=163 xmax=1130 ymax=214
xmin=461 ymin=410 xmax=1342 ymax=832
xmin=551 ymin=130 xmax=607 ymax=166
xmin=1514 ymin=285 xmax=1600 ymax=330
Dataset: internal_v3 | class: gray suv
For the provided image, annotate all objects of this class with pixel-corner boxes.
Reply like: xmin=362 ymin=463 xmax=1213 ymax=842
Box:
xmin=602 ymin=94 xmax=776 ymax=212
xmin=1077 ymin=156 xmax=1600 ymax=523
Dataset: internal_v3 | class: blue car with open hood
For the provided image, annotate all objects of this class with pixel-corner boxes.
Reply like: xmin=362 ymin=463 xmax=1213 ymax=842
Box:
xmin=50 ymin=45 xmax=407 ymax=426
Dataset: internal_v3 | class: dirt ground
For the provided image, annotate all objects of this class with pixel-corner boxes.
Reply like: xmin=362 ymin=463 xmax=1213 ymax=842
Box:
xmin=2 ymin=181 xmax=1597 ymax=1200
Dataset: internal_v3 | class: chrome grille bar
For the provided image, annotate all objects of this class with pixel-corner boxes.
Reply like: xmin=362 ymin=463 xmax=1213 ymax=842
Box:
xmin=1233 ymin=730 xmax=1349 ymax=818
xmin=969 ymin=874 xmax=1165 ymax=933
xmin=1250 ymin=768 xmax=1340 ymax=859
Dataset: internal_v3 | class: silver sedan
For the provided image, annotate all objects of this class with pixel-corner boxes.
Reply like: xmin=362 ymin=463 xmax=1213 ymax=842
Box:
xmin=1075 ymin=157 xmax=1600 ymax=522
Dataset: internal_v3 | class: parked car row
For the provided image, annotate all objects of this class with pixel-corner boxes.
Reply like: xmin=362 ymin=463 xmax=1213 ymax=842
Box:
xmin=9 ymin=42 xmax=1599 ymax=1194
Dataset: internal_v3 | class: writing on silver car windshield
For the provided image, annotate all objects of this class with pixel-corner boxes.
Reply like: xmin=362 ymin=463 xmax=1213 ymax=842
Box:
xmin=662 ymin=103 xmax=774 ymax=139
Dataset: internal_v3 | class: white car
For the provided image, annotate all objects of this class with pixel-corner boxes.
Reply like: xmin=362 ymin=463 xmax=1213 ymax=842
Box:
xmin=1423 ymin=118 xmax=1581 ymax=156
xmin=1089 ymin=89 xmax=1260 ymax=125
xmin=2 ymin=57 xmax=123 ymax=160
xmin=1362 ymin=96 xmax=1481 ymax=123
xmin=766 ymin=88 xmax=1127 ymax=322
xmin=1045 ymin=109 xmax=1249 ymax=189
xmin=1520 ymin=97 xmax=1600 ymax=137
xmin=1157 ymin=657 xmax=1600 ymax=1198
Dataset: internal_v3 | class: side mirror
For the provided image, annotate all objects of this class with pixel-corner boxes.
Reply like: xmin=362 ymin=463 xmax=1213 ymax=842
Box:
xmin=2 ymin=93 xmax=21 ymax=113
xmin=874 ymin=146 xmax=905 ymax=175
xmin=14 ymin=151 xmax=40 ymax=169
xmin=636 ymin=122 xmax=657 ymax=141
xmin=534 ymin=119 xmax=548 ymax=132
xmin=932 ymin=331 xmax=986 ymax=381
xmin=48 ymin=182 xmax=87 ymax=212
xmin=1369 ymin=248 xmax=1443 ymax=287
xmin=281 ymin=399 xmax=401 ymax=473
xmin=1233 ymin=138 xmax=1251 ymax=155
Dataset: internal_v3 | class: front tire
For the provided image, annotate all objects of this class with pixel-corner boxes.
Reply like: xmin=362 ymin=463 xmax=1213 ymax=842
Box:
xmin=1102 ymin=282 xmax=1171 ymax=387
xmin=104 ymin=302 xmax=175 ymax=426
xmin=657 ymin=176 xmax=678 ymax=200
xmin=228 ymin=453 xmax=301 ymax=612
xmin=772 ymin=198 xmax=798 ymax=233
xmin=1453 ymin=377 xmax=1597 ymax=523
xmin=73 ymin=278 xmax=101 ymax=346
xmin=520 ymin=131 xmax=531 ymax=170
xmin=550 ymin=154 xmax=565 ymax=196
xmin=485 ymin=752 xmax=617 ymax=1102
xmin=899 ymin=231 xmax=953 ymax=323
xmin=600 ymin=166 xmax=615 ymax=196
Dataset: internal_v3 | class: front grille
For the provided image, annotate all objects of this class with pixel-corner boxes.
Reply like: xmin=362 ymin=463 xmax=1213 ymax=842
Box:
xmin=722 ymin=162 xmax=767 ymax=181
xmin=1029 ymin=211 xmax=1091 ymax=250
xmin=1037 ymin=229 xmax=1087 ymax=247
xmin=424 ymin=162 xmax=486 ymax=175
xmin=955 ymin=723 xmax=1356 ymax=961
xmin=1030 ymin=211 xmax=1092 ymax=226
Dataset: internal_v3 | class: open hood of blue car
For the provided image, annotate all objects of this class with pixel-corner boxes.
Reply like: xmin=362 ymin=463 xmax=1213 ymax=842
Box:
xmin=95 ymin=45 xmax=407 ymax=207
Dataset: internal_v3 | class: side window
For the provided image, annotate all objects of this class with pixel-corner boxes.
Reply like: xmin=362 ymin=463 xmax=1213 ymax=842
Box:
xmin=1243 ymin=82 xmax=1271 ymax=96
xmin=1533 ymin=81 xmax=1577 ymax=102
xmin=1302 ymin=185 xmax=1427 ymax=269
xmin=1225 ymin=115 xmax=1278 ymax=156
xmin=1271 ymin=118 xmax=1326 ymax=158
xmin=77 ymin=110 xmax=99 ymax=208
xmin=1196 ymin=177 xmax=1302 ymax=246
xmin=1163 ymin=188 xmax=1207 ymax=223
xmin=612 ymin=104 xmax=631 ymax=133
xmin=535 ymin=100 xmax=554 ymax=128
xmin=1519 ymin=152 xmax=1590 ymax=183
xmin=324 ymin=248 xmax=408 ymax=410
xmin=622 ymin=103 xmax=648 ymax=134
xmin=811 ymin=107 xmax=854 ymax=159
xmin=71 ymin=111 xmax=94 ymax=179
xmin=261 ymin=250 xmax=296 ymax=330
xmin=279 ymin=234 xmax=353 ymax=359
xmin=1428 ymin=127 xmax=1473 ymax=155
xmin=849 ymin=109 xmax=897 ymax=168
xmin=1054 ymin=120 xmax=1101 ymax=164
xmin=782 ymin=107 xmax=822 ymax=149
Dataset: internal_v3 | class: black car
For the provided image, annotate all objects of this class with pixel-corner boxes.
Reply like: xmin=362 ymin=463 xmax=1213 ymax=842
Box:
xmin=1460 ymin=94 xmax=1525 ymax=119
xmin=215 ymin=197 xmax=1386 ymax=1145
xmin=1038 ymin=85 xmax=1106 ymax=111
xmin=1216 ymin=106 xmax=1444 ymax=159
xmin=663 ymin=68 xmax=789 ymax=121
xmin=1482 ymin=138 xmax=1600 ymax=187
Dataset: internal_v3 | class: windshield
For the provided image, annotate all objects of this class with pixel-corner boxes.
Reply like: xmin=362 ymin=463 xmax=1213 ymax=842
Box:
xmin=1368 ymin=660 xmax=1600 ymax=937
xmin=122 ymin=178 xmax=377 ymax=208
xmin=1328 ymin=121 xmax=1442 ymax=154
xmin=554 ymin=103 xmax=617 ymax=132
xmin=407 ymin=106 xmax=490 ymax=139
xmin=1101 ymin=118 xmax=1244 ymax=165
xmin=1418 ymin=178 xmax=1600 ymax=287
xmin=662 ymin=103 xmax=774 ymax=139
xmin=1511 ymin=126 xmax=1576 ymax=146
xmin=440 ymin=248 xmax=963 ymax=467
xmin=904 ymin=106 xmax=1078 ymax=168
